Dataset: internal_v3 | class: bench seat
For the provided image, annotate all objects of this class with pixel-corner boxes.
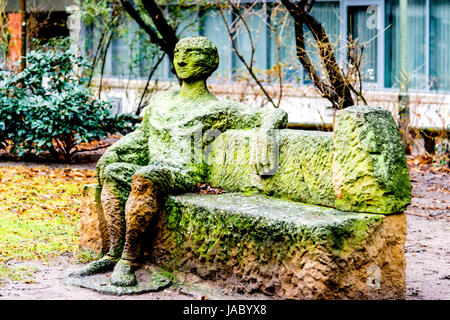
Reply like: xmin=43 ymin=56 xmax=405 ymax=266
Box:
xmin=79 ymin=186 xmax=406 ymax=299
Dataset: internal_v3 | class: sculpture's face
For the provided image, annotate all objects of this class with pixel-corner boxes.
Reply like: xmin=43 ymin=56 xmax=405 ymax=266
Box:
xmin=174 ymin=46 xmax=209 ymax=81
xmin=174 ymin=37 xmax=219 ymax=82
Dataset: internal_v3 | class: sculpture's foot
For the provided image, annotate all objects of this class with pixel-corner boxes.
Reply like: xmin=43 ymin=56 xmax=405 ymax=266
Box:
xmin=110 ymin=259 xmax=138 ymax=287
xmin=69 ymin=255 xmax=118 ymax=277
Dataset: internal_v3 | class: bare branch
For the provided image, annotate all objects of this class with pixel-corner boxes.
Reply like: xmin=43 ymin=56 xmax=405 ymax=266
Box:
xmin=141 ymin=0 xmax=178 ymax=58
xmin=86 ymin=7 xmax=122 ymax=86
xmin=217 ymin=1 xmax=278 ymax=108
xmin=120 ymin=0 xmax=168 ymax=56
xmin=135 ymin=52 xmax=165 ymax=116
xmin=281 ymin=0 xmax=358 ymax=109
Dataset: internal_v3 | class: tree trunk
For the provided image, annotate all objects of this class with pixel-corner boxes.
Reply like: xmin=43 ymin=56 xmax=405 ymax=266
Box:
xmin=281 ymin=0 xmax=355 ymax=109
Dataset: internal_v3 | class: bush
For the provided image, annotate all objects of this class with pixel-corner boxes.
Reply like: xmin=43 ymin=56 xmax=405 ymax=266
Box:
xmin=0 ymin=44 xmax=136 ymax=162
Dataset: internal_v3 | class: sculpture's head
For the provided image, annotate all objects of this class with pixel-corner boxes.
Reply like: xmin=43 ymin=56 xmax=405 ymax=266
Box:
xmin=174 ymin=36 xmax=219 ymax=82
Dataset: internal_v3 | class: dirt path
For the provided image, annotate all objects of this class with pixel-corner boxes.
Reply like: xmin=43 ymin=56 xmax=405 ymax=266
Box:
xmin=0 ymin=160 xmax=448 ymax=300
xmin=404 ymin=160 xmax=450 ymax=300
xmin=405 ymin=215 xmax=450 ymax=299
xmin=0 ymin=258 xmax=218 ymax=300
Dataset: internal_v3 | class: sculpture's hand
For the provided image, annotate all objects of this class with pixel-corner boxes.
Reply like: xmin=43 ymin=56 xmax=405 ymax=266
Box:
xmin=250 ymin=129 xmax=279 ymax=176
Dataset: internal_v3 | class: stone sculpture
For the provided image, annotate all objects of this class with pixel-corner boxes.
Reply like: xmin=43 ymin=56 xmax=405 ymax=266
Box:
xmin=70 ymin=36 xmax=288 ymax=286
xmin=72 ymin=36 xmax=412 ymax=298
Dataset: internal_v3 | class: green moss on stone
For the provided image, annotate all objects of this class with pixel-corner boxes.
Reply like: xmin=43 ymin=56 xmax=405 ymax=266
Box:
xmin=206 ymin=105 xmax=411 ymax=214
xmin=162 ymin=193 xmax=384 ymax=265
xmin=207 ymin=129 xmax=335 ymax=207
xmin=96 ymin=130 xmax=149 ymax=184
xmin=264 ymin=130 xmax=335 ymax=206
xmin=333 ymin=106 xmax=412 ymax=213
xmin=95 ymin=36 xmax=288 ymax=200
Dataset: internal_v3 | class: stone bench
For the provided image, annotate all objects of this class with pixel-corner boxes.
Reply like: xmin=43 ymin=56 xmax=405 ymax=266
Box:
xmin=78 ymin=105 xmax=410 ymax=299
xmin=80 ymin=188 xmax=406 ymax=299
xmin=156 ymin=193 xmax=406 ymax=299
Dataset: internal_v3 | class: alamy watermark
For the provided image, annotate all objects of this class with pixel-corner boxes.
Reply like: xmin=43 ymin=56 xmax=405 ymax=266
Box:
xmin=366 ymin=5 xmax=382 ymax=30
xmin=366 ymin=265 xmax=381 ymax=289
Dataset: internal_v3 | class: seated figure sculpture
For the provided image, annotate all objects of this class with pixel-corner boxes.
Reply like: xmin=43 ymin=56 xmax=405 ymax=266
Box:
xmin=71 ymin=36 xmax=288 ymax=286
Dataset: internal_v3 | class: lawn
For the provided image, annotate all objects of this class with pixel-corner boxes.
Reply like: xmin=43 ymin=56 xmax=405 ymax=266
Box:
xmin=0 ymin=166 xmax=96 ymax=284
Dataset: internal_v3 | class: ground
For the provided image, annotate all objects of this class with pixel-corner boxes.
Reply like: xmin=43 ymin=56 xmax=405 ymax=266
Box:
xmin=403 ymin=159 xmax=450 ymax=300
xmin=0 ymin=152 xmax=448 ymax=300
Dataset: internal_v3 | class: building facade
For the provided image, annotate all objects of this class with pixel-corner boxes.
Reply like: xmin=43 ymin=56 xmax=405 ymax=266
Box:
xmin=3 ymin=1 xmax=449 ymax=130
xmin=2 ymin=0 xmax=74 ymax=68
xmin=79 ymin=0 xmax=449 ymax=130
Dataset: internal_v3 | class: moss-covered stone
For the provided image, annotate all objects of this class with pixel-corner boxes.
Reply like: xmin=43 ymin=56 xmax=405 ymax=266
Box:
xmin=207 ymin=129 xmax=335 ymax=207
xmin=174 ymin=36 xmax=219 ymax=86
xmin=79 ymin=186 xmax=407 ymax=299
xmin=83 ymin=36 xmax=291 ymax=289
xmin=333 ymin=106 xmax=412 ymax=213
xmin=206 ymin=105 xmax=411 ymax=214
xmin=162 ymin=193 xmax=383 ymax=258
xmin=150 ymin=192 xmax=406 ymax=299
xmin=96 ymin=130 xmax=149 ymax=184
xmin=81 ymin=36 xmax=410 ymax=295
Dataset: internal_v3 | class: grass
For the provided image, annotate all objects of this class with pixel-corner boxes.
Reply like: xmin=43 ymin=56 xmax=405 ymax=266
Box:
xmin=0 ymin=264 xmax=38 ymax=284
xmin=0 ymin=166 xmax=97 ymax=285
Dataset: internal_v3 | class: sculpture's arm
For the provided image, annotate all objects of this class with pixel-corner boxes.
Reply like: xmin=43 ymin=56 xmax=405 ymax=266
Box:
xmin=96 ymin=128 xmax=149 ymax=184
xmin=134 ymin=163 xmax=194 ymax=195
xmin=225 ymin=102 xmax=288 ymax=131
xmin=259 ymin=106 xmax=288 ymax=130
xmin=224 ymin=102 xmax=288 ymax=176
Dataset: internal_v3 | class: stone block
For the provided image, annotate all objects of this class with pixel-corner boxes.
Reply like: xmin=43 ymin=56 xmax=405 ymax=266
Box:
xmin=151 ymin=193 xmax=406 ymax=299
xmin=332 ymin=106 xmax=412 ymax=213
xmin=79 ymin=184 xmax=109 ymax=254
xmin=207 ymin=129 xmax=335 ymax=207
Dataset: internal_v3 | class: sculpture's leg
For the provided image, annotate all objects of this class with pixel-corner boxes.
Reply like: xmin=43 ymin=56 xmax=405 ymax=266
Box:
xmin=101 ymin=185 xmax=126 ymax=260
xmin=110 ymin=165 xmax=193 ymax=286
xmin=70 ymin=163 xmax=140 ymax=277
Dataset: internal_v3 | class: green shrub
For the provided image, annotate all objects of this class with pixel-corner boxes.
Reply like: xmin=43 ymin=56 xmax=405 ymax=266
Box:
xmin=0 ymin=45 xmax=136 ymax=162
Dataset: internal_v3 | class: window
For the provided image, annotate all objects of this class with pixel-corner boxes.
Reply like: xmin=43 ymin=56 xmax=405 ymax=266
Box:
xmin=231 ymin=3 xmax=267 ymax=80
xmin=430 ymin=0 xmax=450 ymax=90
xmin=348 ymin=6 xmax=378 ymax=82
xmin=386 ymin=0 xmax=427 ymax=89
xmin=267 ymin=4 xmax=300 ymax=83
xmin=199 ymin=8 xmax=232 ymax=81
xmin=303 ymin=1 xmax=340 ymax=84
xmin=341 ymin=1 xmax=385 ymax=89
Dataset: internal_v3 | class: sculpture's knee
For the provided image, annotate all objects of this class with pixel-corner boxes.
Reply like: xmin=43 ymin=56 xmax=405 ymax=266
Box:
xmin=96 ymin=148 xmax=119 ymax=182
xmin=101 ymin=163 xmax=141 ymax=202
xmin=102 ymin=163 xmax=140 ymax=185
xmin=133 ymin=165 xmax=188 ymax=195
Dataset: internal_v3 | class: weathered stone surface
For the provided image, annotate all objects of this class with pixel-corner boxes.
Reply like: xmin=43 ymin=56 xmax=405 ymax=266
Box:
xmin=333 ymin=106 xmax=412 ymax=213
xmin=80 ymin=187 xmax=406 ymax=299
xmin=78 ymin=37 xmax=410 ymax=294
xmin=79 ymin=184 xmax=109 ymax=254
xmin=206 ymin=105 xmax=411 ymax=214
xmin=150 ymin=193 xmax=406 ymax=299
xmin=207 ymin=129 xmax=335 ymax=207
xmin=63 ymin=266 xmax=171 ymax=296
xmin=74 ymin=36 xmax=290 ymax=288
